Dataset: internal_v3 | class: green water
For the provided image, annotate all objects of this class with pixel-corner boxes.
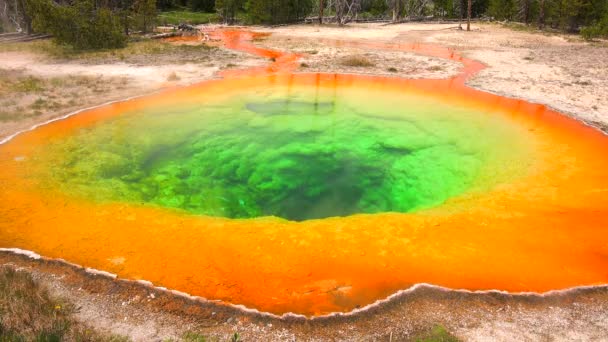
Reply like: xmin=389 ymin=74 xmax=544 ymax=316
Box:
xmin=35 ymin=84 xmax=529 ymax=221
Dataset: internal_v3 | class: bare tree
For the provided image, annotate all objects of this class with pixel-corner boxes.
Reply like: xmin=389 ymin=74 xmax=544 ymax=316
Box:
xmin=0 ymin=0 xmax=23 ymax=32
xmin=1 ymin=0 xmax=26 ymax=32
xmin=519 ymin=0 xmax=530 ymax=24
xmin=402 ymin=0 xmax=430 ymax=19
xmin=457 ymin=0 xmax=464 ymax=29
xmin=386 ymin=0 xmax=430 ymax=23
xmin=331 ymin=0 xmax=360 ymax=25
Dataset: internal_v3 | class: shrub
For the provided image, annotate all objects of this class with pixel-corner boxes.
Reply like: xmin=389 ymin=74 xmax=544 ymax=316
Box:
xmin=581 ymin=14 xmax=608 ymax=40
xmin=27 ymin=0 xmax=126 ymax=50
xmin=340 ymin=55 xmax=375 ymax=67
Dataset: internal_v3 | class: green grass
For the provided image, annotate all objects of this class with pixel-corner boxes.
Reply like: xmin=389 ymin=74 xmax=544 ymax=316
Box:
xmin=11 ymin=76 xmax=45 ymax=92
xmin=182 ymin=332 xmax=210 ymax=341
xmin=413 ymin=325 xmax=460 ymax=342
xmin=0 ymin=267 xmax=129 ymax=341
xmin=173 ymin=331 xmax=240 ymax=342
xmin=158 ymin=10 xmax=219 ymax=25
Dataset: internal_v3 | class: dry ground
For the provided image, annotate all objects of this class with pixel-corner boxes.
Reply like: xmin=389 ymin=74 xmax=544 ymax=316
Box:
xmin=0 ymin=38 xmax=264 ymax=139
xmin=252 ymin=33 xmax=461 ymax=78
xmin=258 ymin=23 xmax=607 ymax=131
xmin=1 ymin=22 xmax=608 ymax=341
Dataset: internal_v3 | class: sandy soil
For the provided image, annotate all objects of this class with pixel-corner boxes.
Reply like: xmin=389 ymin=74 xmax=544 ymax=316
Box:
xmin=1 ymin=22 xmax=608 ymax=341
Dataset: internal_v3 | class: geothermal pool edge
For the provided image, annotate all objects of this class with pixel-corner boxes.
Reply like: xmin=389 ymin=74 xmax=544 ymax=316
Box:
xmin=2 ymin=247 xmax=607 ymax=320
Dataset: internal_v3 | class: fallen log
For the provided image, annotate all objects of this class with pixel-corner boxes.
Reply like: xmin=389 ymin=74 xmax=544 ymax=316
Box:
xmin=150 ymin=32 xmax=181 ymax=39
xmin=0 ymin=33 xmax=51 ymax=42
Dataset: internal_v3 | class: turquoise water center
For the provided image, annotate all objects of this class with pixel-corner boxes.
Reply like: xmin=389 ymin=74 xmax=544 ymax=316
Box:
xmin=34 ymin=77 xmax=530 ymax=221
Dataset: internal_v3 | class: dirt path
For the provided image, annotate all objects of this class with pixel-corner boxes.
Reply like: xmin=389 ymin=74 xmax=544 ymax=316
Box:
xmin=1 ymin=23 xmax=608 ymax=341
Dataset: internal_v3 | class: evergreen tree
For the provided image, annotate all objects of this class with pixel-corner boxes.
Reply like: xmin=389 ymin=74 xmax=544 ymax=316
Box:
xmin=488 ymin=0 xmax=515 ymax=19
xmin=216 ymin=0 xmax=244 ymax=23
xmin=245 ymin=0 xmax=311 ymax=24
xmin=582 ymin=11 xmax=608 ymax=38
xmin=190 ymin=0 xmax=216 ymax=12
xmin=26 ymin=0 xmax=126 ymax=49
xmin=156 ymin=0 xmax=176 ymax=11
xmin=134 ymin=0 xmax=157 ymax=32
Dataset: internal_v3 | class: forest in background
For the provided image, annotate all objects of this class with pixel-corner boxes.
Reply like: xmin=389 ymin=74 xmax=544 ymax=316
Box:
xmin=1 ymin=0 xmax=607 ymax=50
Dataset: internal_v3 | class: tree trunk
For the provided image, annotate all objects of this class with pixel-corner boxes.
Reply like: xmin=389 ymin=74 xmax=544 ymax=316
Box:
xmin=458 ymin=0 xmax=464 ymax=29
xmin=392 ymin=0 xmax=399 ymax=22
xmin=319 ymin=0 xmax=323 ymax=24
xmin=538 ymin=0 xmax=545 ymax=29
xmin=335 ymin=0 xmax=342 ymax=25
xmin=16 ymin=0 xmax=31 ymax=34
xmin=123 ymin=11 xmax=129 ymax=35
xmin=466 ymin=0 xmax=471 ymax=31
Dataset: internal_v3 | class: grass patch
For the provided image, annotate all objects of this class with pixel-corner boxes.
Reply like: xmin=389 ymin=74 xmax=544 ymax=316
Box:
xmin=158 ymin=10 xmax=219 ymax=25
xmin=67 ymin=40 xmax=214 ymax=61
xmin=0 ymin=68 xmax=123 ymax=122
xmin=502 ymin=21 xmax=542 ymax=33
xmin=0 ymin=70 xmax=45 ymax=96
xmin=340 ymin=55 xmax=375 ymax=67
xmin=31 ymin=97 xmax=48 ymax=110
xmin=182 ymin=332 xmax=210 ymax=341
xmin=0 ymin=267 xmax=128 ymax=341
xmin=0 ymin=39 xmax=214 ymax=62
xmin=178 ymin=331 xmax=241 ymax=342
xmin=11 ymin=76 xmax=45 ymax=92
xmin=427 ymin=65 xmax=444 ymax=72
xmin=412 ymin=325 xmax=460 ymax=342
xmin=499 ymin=21 xmax=575 ymax=38
xmin=387 ymin=67 xmax=398 ymax=72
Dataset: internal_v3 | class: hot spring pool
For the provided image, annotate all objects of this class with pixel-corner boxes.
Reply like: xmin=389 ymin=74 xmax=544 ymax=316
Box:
xmin=1 ymin=38 xmax=608 ymax=317
xmin=29 ymin=75 xmax=531 ymax=221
